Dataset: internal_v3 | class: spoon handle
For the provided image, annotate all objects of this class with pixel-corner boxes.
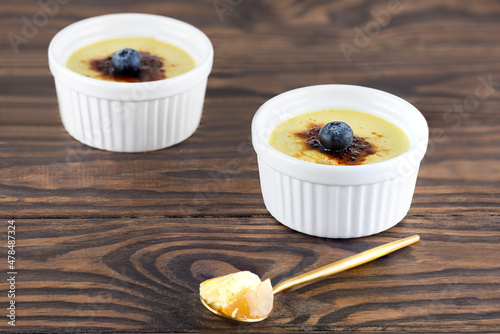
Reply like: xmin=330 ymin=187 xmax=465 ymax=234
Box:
xmin=272 ymin=235 xmax=420 ymax=294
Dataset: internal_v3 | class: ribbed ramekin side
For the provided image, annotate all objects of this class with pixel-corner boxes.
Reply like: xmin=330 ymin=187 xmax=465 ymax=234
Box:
xmin=257 ymin=157 xmax=420 ymax=238
xmin=54 ymin=78 xmax=207 ymax=152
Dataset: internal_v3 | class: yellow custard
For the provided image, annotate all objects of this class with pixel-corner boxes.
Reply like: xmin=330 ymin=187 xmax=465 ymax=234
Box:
xmin=200 ymin=271 xmax=273 ymax=320
xmin=269 ymin=109 xmax=410 ymax=165
xmin=66 ymin=37 xmax=195 ymax=82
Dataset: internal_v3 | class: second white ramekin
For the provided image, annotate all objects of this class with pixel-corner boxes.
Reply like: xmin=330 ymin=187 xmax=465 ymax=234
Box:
xmin=48 ymin=13 xmax=213 ymax=152
xmin=252 ymin=85 xmax=429 ymax=238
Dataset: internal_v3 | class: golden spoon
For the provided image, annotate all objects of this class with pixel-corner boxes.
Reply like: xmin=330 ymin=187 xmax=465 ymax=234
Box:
xmin=200 ymin=234 xmax=420 ymax=323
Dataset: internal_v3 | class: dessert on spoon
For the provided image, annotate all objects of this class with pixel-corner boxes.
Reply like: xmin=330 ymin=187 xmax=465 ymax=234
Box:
xmin=200 ymin=235 xmax=420 ymax=323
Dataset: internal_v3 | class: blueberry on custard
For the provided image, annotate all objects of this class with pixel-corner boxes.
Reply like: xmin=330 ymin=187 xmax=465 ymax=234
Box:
xmin=319 ymin=121 xmax=353 ymax=151
xmin=111 ymin=48 xmax=141 ymax=75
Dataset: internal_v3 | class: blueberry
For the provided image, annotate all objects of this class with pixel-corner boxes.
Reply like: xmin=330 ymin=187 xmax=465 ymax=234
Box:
xmin=318 ymin=121 xmax=353 ymax=151
xmin=111 ymin=48 xmax=141 ymax=75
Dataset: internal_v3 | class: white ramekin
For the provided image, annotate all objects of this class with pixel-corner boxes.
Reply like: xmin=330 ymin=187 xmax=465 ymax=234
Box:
xmin=48 ymin=13 xmax=213 ymax=152
xmin=252 ymin=85 xmax=429 ymax=238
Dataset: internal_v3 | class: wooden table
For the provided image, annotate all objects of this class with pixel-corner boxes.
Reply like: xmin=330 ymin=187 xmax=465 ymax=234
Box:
xmin=1 ymin=0 xmax=499 ymax=332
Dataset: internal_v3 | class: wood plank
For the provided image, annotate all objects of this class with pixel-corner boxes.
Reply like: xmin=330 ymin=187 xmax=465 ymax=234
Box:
xmin=1 ymin=122 xmax=498 ymax=216
xmin=1 ymin=216 xmax=499 ymax=332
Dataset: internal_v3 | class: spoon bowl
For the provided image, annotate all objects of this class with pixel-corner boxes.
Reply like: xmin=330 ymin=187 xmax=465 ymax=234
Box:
xmin=200 ymin=235 xmax=420 ymax=323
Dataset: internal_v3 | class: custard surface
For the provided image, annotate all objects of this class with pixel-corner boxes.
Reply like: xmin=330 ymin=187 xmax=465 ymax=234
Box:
xmin=269 ymin=109 xmax=410 ymax=165
xmin=66 ymin=37 xmax=195 ymax=81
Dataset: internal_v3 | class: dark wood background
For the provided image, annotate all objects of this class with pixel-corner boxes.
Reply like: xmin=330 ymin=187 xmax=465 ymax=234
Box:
xmin=1 ymin=0 xmax=499 ymax=332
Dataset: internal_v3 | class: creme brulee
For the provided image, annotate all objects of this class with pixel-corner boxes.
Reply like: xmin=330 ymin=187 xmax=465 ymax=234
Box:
xmin=66 ymin=37 xmax=195 ymax=82
xmin=269 ymin=109 xmax=410 ymax=165
xmin=200 ymin=271 xmax=273 ymax=320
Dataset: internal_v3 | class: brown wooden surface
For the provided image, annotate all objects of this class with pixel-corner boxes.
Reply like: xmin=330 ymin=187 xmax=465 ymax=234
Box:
xmin=1 ymin=0 xmax=500 ymax=332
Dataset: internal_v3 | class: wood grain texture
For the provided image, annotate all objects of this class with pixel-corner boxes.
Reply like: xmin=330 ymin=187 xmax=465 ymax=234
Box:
xmin=2 ymin=216 xmax=500 ymax=332
xmin=0 ymin=0 xmax=499 ymax=332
